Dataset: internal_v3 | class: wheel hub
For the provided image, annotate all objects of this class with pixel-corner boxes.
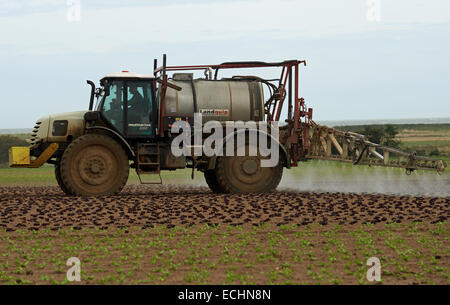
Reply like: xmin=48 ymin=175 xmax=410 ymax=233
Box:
xmin=242 ymin=159 xmax=258 ymax=175
xmin=78 ymin=149 xmax=114 ymax=186
xmin=87 ymin=159 xmax=104 ymax=175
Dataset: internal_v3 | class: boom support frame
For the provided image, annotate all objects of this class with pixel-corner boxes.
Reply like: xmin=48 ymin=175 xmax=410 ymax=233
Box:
xmin=153 ymin=55 xmax=310 ymax=164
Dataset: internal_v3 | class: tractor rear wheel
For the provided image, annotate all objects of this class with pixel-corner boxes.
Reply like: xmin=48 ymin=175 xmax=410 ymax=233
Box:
xmin=204 ymin=170 xmax=223 ymax=193
xmin=60 ymin=134 xmax=129 ymax=196
xmin=214 ymin=143 xmax=283 ymax=193
xmin=55 ymin=158 xmax=73 ymax=195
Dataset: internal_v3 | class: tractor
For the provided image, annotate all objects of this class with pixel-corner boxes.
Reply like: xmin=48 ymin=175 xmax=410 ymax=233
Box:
xmin=9 ymin=55 xmax=447 ymax=196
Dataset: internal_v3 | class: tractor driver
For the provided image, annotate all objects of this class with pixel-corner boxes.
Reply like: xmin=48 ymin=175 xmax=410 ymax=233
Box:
xmin=128 ymin=84 xmax=146 ymax=111
xmin=127 ymin=84 xmax=149 ymax=124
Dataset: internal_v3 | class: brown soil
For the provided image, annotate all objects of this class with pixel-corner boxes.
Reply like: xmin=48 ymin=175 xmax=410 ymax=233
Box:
xmin=0 ymin=185 xmax=448 ymax=231
xmin=0 ymin=186 xmax=448 ymax=285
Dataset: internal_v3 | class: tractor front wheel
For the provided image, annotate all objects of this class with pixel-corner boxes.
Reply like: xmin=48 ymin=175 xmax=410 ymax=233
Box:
xmin=55 ymin=158 xmax=73 ymax=195
xmin=60 ymin=134 xmax=129 ymax=196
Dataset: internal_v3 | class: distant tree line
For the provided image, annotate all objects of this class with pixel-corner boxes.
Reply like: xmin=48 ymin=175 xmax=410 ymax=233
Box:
xmin=335 ymin=124 xmax=400 ymax=148
xmin=361 ymin=124 xmax=400 ymax=148
xmin=0 ymin=135 xmax=28 ymax=165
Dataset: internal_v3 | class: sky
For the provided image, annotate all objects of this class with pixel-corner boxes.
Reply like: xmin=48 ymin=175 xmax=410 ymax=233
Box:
xmin=0 ymin=0 xmax=449 ymax=128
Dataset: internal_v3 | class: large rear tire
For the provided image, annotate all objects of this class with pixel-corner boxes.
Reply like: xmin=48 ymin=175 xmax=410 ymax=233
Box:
xmin=214 ymin=143 xmax=283 ymax=193
xmin=60 ymin=134 xmax=129 ymax=196
xmin=204 ymin=170 xmax=224 ymax=193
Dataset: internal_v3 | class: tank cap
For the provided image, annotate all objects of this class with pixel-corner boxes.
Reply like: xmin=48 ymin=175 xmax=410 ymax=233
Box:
xmin=173 ymin=73 xmax=193 ymax=81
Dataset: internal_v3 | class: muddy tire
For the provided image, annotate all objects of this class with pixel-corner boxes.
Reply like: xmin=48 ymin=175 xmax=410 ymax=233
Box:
xmin=214 ymin=143 xmax=283 ymax=193
xmin=60 ymin=134 xmax=129 ymax=196
xmin=55 ymin=158 xmax=73 ymax=195
xmin=204 ymin=170 xmax=223 ymax=193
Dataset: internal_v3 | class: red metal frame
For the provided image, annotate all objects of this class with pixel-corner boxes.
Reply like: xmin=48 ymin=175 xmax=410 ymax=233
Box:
xmin=153 ymin=55 xmax=310 ymax=166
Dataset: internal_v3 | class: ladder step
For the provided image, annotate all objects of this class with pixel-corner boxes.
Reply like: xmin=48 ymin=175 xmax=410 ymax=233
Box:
xmin=136 ymin=171 xmax=163 ymax=184
xmin=137 ymin=170 xmax=160 ymax=174
xmin=136 ymin=143 xmax=161 ymax=180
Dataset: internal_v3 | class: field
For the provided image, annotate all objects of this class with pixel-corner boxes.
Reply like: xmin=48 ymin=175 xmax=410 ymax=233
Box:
xmin=0 ymin=124 xmax=449 ymax=285
xmin=0 ymin=185 xmax=448 ymax=285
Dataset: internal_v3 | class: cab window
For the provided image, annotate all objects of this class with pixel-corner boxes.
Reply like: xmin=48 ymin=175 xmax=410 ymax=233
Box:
xmin=101 ymin=80 xmax=125 ymax=133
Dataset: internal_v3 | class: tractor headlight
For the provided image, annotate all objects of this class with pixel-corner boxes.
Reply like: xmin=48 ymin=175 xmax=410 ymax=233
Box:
xmin=52 ymin=120 xmax=68 ymax=136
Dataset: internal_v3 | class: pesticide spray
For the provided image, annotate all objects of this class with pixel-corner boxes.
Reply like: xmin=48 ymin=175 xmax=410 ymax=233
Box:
xmin=279 ymin=160 xmax=450 ymax=197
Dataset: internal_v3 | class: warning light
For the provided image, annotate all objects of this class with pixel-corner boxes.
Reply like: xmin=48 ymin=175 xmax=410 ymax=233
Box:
xmin=122 ymin=70 xmax=129 ymax=73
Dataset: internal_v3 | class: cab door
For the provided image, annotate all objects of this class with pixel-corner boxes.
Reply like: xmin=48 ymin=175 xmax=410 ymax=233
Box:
xmin=125 ymin=80 xmax=155 ymax=137
xmin=101 ymin=80 xmax=125 ymax=134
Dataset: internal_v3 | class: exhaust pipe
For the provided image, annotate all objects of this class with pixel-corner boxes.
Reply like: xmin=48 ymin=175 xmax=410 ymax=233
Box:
xmin=87 ymin=80 xmax=95 ymax=111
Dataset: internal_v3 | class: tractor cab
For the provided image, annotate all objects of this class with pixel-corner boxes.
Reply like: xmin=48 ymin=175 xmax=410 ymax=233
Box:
xmin=95 ymin=72 xmax=157 ymax=138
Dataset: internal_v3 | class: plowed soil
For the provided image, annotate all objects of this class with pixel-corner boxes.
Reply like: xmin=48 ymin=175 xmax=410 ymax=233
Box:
xmin=0 ymin=186 xmax=448 ymax=231
xmin=0 ymin=186 xmax=448 ymax=285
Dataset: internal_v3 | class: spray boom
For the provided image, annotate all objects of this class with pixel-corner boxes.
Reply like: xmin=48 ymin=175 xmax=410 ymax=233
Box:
xmin=303 ymin=122 xmax=447 ymax=175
